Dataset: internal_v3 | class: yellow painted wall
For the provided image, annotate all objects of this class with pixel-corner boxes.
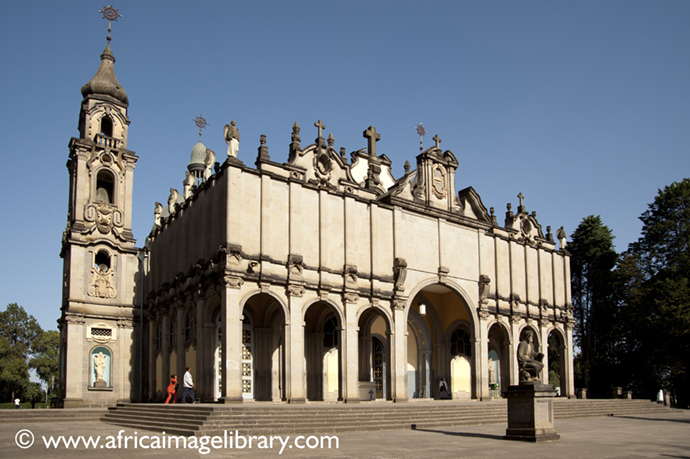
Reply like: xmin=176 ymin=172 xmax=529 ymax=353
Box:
xmin=371 ymin=316 xmax=387 ymax=337
xmin=186 ymin=346 xmax=197 ymax=382
xmin=451 ymin=355 xmax=471 ymax=393
xmin=326 ymin=349 xmax=339 ymax=393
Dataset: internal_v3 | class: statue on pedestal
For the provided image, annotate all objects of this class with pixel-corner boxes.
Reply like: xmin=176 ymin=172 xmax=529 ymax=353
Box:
xmin=518 ymin=330 xmax=544 ymax=383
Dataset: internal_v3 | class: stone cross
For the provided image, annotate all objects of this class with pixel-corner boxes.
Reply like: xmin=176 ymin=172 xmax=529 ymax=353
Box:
xmin=314 ymin=120 xmax=326 ymax=139
xmin=518 ymin=192 xmax=525 ymax=207
xmin=363 ymin=126 xmax=380 ymax=157
xmin=433 ymin=134 xmax=442 ymax=149
xmin=369 ymin=389 xmax=375 ymax=400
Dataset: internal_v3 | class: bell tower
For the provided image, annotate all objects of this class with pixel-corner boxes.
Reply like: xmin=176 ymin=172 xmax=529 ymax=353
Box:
xmin=59 ymin=6 xmax=141 ymax=407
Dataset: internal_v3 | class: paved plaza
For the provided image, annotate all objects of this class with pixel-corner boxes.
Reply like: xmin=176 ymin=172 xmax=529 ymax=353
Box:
xmin=3 ymin=409 xmax=689 ymax=458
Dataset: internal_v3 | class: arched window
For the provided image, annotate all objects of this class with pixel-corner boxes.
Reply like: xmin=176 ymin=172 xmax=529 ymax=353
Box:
xmin=323 ymin=317 xmax=338 ymax=348
xmin=95 ymin=170 xmax=114 ymax=203
xmin=451 ymin=328 xmax=471 ymax=357
xmin=100 ymin=116 xmax=113 ymax=137
xmin=94 ymin=251 xmax=111 ymax=272
xmin=185 ymin=308 xmax=196 ymax=344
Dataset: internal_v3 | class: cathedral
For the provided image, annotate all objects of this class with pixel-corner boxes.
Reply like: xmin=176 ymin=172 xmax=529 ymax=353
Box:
xmin=58 ymin=23 xmax=575 ymax=408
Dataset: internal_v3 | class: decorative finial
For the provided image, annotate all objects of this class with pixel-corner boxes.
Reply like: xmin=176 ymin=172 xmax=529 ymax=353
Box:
xmin=404 ymin=160 xmax=411 ymax=174
xmin=193 ymin=114 xmax=208 ymax=141
xmin=99 ymin=5 xmax=122 ymax=45
xmin=340 ymin=147 xmax=346 ymax=159
xmin=416 ymin=123 xmax=426 ymax=152
xmin=327 ymin=133 xmax=334 ymax=148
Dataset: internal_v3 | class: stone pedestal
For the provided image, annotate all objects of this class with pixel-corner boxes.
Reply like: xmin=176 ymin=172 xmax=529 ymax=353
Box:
xmin=504 ymin=383 xmax=560 ymax=442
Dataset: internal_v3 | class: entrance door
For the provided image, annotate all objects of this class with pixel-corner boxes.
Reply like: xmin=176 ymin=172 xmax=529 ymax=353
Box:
xmin=373 ymin=337 xmax=385 ymax=399
xmin=242 ymin=316 xmax=253 ymax=399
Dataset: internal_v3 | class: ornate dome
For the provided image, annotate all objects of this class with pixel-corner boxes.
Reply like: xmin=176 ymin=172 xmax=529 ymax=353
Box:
xmin=189 ymin=141 xmax=207 ymax=169
xmin=80 ymin=44 xmax=129 ymax=106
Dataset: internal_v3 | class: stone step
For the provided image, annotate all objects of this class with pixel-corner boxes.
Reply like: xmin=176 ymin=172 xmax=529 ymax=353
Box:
xmin=0 ymin=408 xmax=106 ymax=424
xmin=100 ymin=399 xmax=673 ymax=437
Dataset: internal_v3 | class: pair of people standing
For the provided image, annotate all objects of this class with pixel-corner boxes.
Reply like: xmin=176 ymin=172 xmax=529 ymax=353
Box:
xmin=165 ymin=367 xmax=196 ymax=404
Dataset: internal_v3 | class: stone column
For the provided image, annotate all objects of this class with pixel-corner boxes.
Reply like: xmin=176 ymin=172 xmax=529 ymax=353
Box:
xmin=220 ymin=275 xmax=244 ymax=403
xmin=477 ymin=317 xmax=490 ymax=400
xmin=565 ymin=324 xmax=575 ymax=398
xmin=285 ymin=288 xmax=306 ymax=403
xmin=176 ymin=301 xmax=185 ymax=391
xmin=510 ymin=318 xmax=521 ymax=385
xmin=342 ymin=295 xmax=360 ymax=403
xmin=63 ymin=316 xmax=86 ymax=407
xmin=391 ymin=300 xmax=407 ymax=402
xmin=539 ymin=324 xmax=549 ymax=385
xmin=147 ymin=313 xmax=156 ymax=402
xmin=161 ymin=308 xmax=170 ymax=394
xmin=194 ymin=289 xmax=209 ymax=401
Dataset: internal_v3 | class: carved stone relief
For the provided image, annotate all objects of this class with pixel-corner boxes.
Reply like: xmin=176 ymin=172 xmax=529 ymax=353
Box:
xmin=87 ymin=265 xmax=117 ymax=299
xmin=85 ymin=202 xmax=123 ymax=235
xmin=394 ymin=258 xmax=407 ymax=292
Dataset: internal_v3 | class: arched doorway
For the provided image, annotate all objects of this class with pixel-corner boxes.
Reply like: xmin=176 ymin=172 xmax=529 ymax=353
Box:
xmin=240 ymin=294 xmax=286 ymax=401
xmin=409 ymin=284 xmax=477 ymax=400
xmin=548 ymin=329 xmax=566 ymax=396
xmin=358 ymin=307 xmax=391 ymax=401
xmin=488 ymin=322 xmax=510 ymax=396
xmin=304 ymin=301 xmax=342 ymax=401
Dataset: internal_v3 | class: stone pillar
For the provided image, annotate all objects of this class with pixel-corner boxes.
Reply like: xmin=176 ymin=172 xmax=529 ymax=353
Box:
xmin=63 ymin=317 xmax=86 ymax=407
xmin=285 ymin=289 xmax=306 ymax=403
xmin=565 ymin=324 xmax=575 ymax=398
xmin=194 ymin=290 xmax=208 ymax=401
xmin=539 ymin=324 xmax=549 ymax=385
xmin=477 ymin=318 xmax=490 ymax=400
xmin=510 ymin=318 xmax=521 ymax=385
xmin=391 ymin=300 xmax=407 ymax=402
xmin=342 ymin=296 xmax=360 ymax=403
xmin=161 ymin=309 xmax=170 ymax=395
xmin=176 ymin=303 xmax=185 ymax=393
xmin=147 ymin=314 xmax=155 ymax=402
xmin=220 ymin=276 xmax=244 ymax=403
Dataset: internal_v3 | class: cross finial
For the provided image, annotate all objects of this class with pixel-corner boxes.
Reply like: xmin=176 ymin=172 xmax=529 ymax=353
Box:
xmin=416 ymin=123 xmax=427 ymax=152
xmin=433 ymin=134 xmax=442 ymax=150
xmin=193 ymin=114 xmax=208 ymax=141
xmin=363 ymin=126 xmax=380 ymax=157
xmin=314 ymin=120 xmax=326 ymax=139
xmin=517 ymin=192 xmax=525 ymax=212
xmin=99 ymin=5 xmax=123 ymax=45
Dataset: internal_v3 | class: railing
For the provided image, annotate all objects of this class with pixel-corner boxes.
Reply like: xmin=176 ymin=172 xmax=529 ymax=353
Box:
xmin=95 ymin=133 xmax=120 ymax=149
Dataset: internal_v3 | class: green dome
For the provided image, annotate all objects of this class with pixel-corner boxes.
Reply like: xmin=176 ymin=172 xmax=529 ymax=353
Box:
xmin=189 ymin=141 xmax=207 ymax=167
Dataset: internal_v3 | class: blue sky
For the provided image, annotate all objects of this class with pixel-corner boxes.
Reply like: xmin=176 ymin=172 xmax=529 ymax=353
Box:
xmin=1 ymin=1 xmax=689 ymax=331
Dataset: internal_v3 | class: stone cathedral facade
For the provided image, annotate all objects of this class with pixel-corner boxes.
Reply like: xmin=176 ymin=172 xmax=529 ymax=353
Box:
xmin=59 ymin=35 xmax=575 ymax=407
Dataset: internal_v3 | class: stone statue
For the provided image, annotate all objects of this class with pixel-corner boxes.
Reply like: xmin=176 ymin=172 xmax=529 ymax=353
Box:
xmin=488 ymin=358 xmax=497 ymax=385
xmin=224 ymin=120 xmax=240 ymax=157
xmin=94 ymin=352 xmax=106 ymax=382
xmin=167 ymin=188 xmax=178 ymax=215
xmin=203 ymin=148 xmax=216 ymax=180
xmin=153 ymin=202 xmax=163 ymax=227
xmin=556 ymin=226 xmax=567 ymax=250
xmin=518 ymin=330 xmax=544 ymax=383
xmin=183 ymin=171 xmax=195 ymax=200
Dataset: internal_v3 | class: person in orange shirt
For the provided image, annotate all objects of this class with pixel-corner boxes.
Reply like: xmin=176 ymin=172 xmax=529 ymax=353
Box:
xmin=165 ymin=374 xmax=177 ymax=404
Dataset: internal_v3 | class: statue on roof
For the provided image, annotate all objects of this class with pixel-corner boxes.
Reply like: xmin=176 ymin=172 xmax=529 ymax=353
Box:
xmin=224 ymin=120 xmax=240 ymax=157
xmin=204 ymin=149 xmax=216 ymax=180
xmin=556 ymin=226 xmax=567 ymax=250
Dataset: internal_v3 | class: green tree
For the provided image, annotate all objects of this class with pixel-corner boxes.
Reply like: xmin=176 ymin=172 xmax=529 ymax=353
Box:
xmin=0 ymin=303 xmax=43 ymax=401
xmin=622 ymin=179 xmax=690 ymax=407
xmin=569 ymin=216 xmax=620 ymax=396
xmin=30 ymin=330 xmax=59 ymax=393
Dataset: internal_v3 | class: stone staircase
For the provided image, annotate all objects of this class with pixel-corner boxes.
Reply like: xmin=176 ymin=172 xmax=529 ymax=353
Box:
xmin=101 ymin=398 xmax=671 ymax=437
xmin=0 ymin=408 xmax=106 ymax=424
